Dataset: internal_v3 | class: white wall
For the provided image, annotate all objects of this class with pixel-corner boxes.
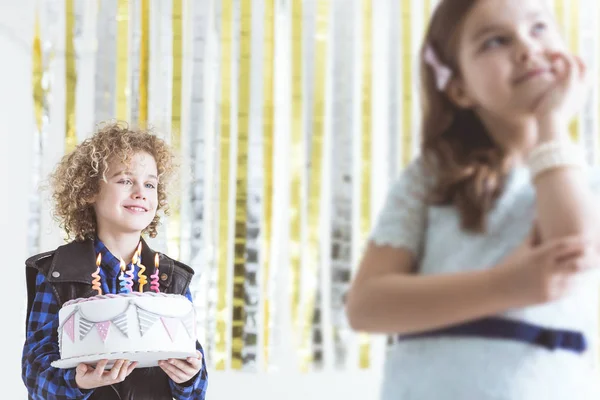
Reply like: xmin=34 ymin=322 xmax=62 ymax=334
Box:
xmin=0 ymin=0 xmax=383 ymax=398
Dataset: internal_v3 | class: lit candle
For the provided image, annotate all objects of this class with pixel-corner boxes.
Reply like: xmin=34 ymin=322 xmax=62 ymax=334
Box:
xmin=150 ymin=253 xmax=160 ymax=293
xmin=118 ymin=257 xmax=129 ymax=294
xmin=125 ymin=256 xmax=135 ymax=293
xmin=137 ymin=253 xmax=147 ymax=293
xmin=91 ymin=253 xmax=103 ymax=295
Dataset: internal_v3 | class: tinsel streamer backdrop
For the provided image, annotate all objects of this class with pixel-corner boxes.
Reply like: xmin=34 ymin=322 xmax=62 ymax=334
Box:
xmin=27 ymin=0 xmax=600 ymax=372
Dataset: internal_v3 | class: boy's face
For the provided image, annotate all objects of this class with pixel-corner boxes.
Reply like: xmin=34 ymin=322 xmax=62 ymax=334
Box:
xmin=93 ymin=151 xmax=159 ymax=237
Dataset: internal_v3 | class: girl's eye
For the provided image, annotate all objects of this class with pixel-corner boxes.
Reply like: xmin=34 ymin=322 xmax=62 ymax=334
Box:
xmin=482 ymin=35 xmax=509 ymax=51
xmin=119 ymin=179 xmax=133 ymax=185
xmin=145 ymin=183 xmax=156 ymax=189
xmin=532 ymin=21 xmax=547 ymax=35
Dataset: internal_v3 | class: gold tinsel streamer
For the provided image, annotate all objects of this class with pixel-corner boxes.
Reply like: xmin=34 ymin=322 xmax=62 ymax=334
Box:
xmin=168 ymin=0 xmax=183 ymax=260
xmin=65 ymin=0 xmax=77 ymax=153
xmin=231 ymin=0 xmax=252 ymax=370
xmin=554 ymin=0 xmax=566 ymax=31
xmin=300 ymin=0 xmax=329 ymax=372
xmin=33 ymin=13 xmax=43 ymax=131
xmin=568 ymin=0 xmax=579 ymax=141
xmin=401 ymin=0 xmax=412 ymax=166
xmin=289 ymin=0 xmax=304 ymax=346
xmin=138 ymin=0 xmax=150 ymax=127
xmin=116 ymin=0 xmax=129 ymax=120
xmin=261 ymin=0 xmax=276 ymax=368
xmin=216 ymin=0 xmax=234 ymax=371
xmin=358 ymin=0 xmax=372 ymax=370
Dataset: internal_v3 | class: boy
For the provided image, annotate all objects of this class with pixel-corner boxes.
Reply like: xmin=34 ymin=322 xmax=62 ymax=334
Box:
xmin=22 ymin=122 xmax=208 ymax=399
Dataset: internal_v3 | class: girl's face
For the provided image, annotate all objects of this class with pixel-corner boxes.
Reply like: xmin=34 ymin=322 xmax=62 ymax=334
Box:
xmin=92 ymin=151 xmax=159 ymax=237
xmin=451 ymin=0 xmax=567 ymax=123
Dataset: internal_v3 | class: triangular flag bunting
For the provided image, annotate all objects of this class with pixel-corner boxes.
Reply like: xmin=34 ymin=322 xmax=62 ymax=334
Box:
xmin=112 ymin=311 xmax=129 ymax=338
xmin=182 ymin=310 xmax=195 ymax=339
xmin=79 ymin=318 xmax=94 ymax=340
xmin=137 ymin=307 xmax=159 ymax=336
xmin=95 ymin=321 xmax=111 ymax=342
xmin=63 ymin=313 xmax=75 ymax=343
xmin=161 ymin=317 xmax=179 ymax=342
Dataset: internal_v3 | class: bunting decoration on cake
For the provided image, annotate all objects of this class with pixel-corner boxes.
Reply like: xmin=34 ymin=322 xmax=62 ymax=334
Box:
xmin=112 ymin=309 xmax=130 ymax=338
xmin=137 ymin=307 xmax=160 ymax=337
xmin=161 ymin=317 xmax=180 ymax=342
xmin=63 ymin=312 xmax=76 ymax=343
xmin=182 ymin=310 xmax=196 ymax=339
xmin=95 ymin=321 xmax=112 ymax=342
xmin=79 ymin=318 xmax=95 ymax=341
xmin=58 ymin=300 xmax=195 ymax=348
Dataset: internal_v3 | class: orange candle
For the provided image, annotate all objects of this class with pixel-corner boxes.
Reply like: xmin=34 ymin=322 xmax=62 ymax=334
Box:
xmin=91 ymin=253 xmax=103 ymax=295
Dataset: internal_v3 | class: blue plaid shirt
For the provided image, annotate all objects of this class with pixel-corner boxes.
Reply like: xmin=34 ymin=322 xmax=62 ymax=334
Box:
xmin=22 ymin=238 xmax=208 ymax=399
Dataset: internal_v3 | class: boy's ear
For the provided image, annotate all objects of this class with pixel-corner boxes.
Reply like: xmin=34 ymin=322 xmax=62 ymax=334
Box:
xmin=446 ymin=78 xmax=475 ymax=109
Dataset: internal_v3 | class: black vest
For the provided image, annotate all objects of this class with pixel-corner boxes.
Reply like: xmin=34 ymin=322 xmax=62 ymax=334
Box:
xmin=25 ymin=239 xmax=195 ymax=400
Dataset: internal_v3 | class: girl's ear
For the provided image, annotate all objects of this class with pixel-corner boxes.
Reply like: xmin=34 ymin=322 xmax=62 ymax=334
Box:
xmin=446 ymin=77 xmax=476 ymax=109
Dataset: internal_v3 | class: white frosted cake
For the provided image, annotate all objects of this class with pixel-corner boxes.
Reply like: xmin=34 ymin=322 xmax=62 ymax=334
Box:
xmin=51 ymin=293 xmax=197 ymax=369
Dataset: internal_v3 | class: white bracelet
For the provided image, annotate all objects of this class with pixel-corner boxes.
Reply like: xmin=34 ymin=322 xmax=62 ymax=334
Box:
xmin=526 ymin=140 xmax=584 ymax=179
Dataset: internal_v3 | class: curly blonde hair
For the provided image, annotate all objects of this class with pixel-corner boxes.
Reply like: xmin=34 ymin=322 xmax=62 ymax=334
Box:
xmin=50 ymin=121 xmax=178 ymax=241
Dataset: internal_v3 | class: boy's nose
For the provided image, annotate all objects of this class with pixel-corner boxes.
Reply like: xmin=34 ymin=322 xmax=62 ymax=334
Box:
xmin=132 ymin=192 xmax=146 ymax=200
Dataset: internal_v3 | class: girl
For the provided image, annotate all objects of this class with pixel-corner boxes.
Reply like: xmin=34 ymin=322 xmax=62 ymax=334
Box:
xmin=346 ymin=0 xmax=600 ymax=398
xmin=22 ymin=122 xmax=208 ymax=399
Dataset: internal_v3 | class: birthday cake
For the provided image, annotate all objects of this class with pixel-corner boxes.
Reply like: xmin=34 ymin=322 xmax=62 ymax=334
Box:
xmin=50 ymin=292 xmax=197 ymax=369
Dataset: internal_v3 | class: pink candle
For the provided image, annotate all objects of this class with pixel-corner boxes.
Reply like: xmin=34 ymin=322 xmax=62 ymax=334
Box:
xmin=150 ymin=253 xmax=160 ymax=293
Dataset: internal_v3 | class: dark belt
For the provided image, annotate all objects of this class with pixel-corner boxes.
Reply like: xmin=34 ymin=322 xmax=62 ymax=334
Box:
xmin=398 ymin=317 xmax=587 ymax=353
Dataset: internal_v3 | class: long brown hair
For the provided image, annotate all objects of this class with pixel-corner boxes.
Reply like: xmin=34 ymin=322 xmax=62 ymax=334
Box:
xmin=420 ymin=0 xmax=511 ymax=232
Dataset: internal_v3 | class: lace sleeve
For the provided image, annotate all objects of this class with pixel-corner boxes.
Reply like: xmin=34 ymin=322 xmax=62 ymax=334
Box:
xmin=588 ymin=166 xmax=600 ymax=194
xmin=368 ymin=157 xmax=430 ymax=256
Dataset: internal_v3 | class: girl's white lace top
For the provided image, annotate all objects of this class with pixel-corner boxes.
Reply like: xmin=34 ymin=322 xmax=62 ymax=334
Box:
xmin=372 ymin=157 xmax=600 ymax=400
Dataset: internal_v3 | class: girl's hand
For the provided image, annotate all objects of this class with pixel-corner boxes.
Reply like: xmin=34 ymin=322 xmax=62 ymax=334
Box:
xmin=75 ymin=359 xmax=137 ymax=389
xmin=158 ymin=350 xmax=203 ymax=384
xmin=493 ymin=225 xmax=599 ymax=306
xmin=534 ymin=51 xmax=588 ymax=142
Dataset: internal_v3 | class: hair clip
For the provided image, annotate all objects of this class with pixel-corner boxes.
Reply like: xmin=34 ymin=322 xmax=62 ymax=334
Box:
xmin=424 ymin=44 xmax=452 ymax=91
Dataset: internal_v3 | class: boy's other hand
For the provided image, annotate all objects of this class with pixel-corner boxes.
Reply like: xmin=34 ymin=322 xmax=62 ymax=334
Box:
xmin=158 ymin=351 xmax=203 ymax=384
xmin=75 ymin=359 xmax=137 ymax=389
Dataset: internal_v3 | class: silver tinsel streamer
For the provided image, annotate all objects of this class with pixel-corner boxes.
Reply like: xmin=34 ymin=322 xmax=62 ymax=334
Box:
xmin=94 ymin=0 xmax=117 ymax=123
xmin=146 ymin=0 xmax=172 ymax=252
xmin=302 ymin=0 xmax=323 ymax=369
xmin=241 ymin=0 xmax=266 ymax=371
xmin=329 ymin=0 xmax=355 ymax=370
xmin=187 ymin=0 xmax=211 ymax=366
xmin=388 ymin=0 xmax=401 ymax=177
xmin=28 ymin=0 xmax=58 ymax=256
xmin=203 ymin=0 xmax=223 ymax=368
xmin=188 ymin=0 xmax=210 ymax=276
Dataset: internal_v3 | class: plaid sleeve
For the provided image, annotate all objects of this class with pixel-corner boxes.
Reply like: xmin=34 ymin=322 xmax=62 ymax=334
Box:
xmin=22 ymin=272 xmax=94 ymax=400
xmin=169 ymin=289 xmax=208 ymax=399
